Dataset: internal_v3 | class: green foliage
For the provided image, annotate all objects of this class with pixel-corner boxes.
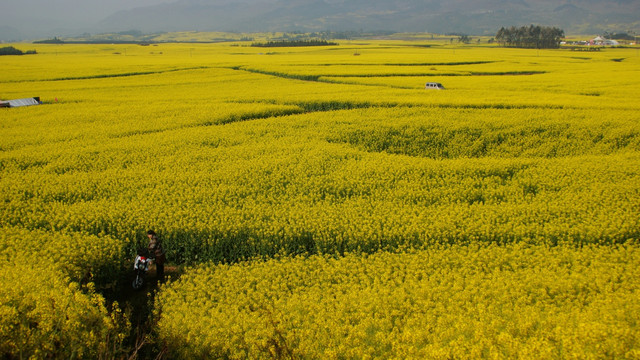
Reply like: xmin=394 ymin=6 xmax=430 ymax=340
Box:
xmin=496 ymin=25 xmax=564 ymax=49
xmin=251 ymin=39 xmax=338 ymax=47
xmin=602 ymin=31 xmax=635 ymax=41
xmin=0 ymin=46 xmax=36 ymax=55
xmin=33 ymin=37 xmax=63 ymax=44
xmin=458 ymin=35 xmax=471 ymax=44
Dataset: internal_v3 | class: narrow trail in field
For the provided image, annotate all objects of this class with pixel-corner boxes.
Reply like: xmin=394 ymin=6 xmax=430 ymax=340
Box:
xmin=229 ymin=65 xmax=547 ymax=92
xmin=103 ymin=263 xmax=184 ymax=359
xmin=3 ymin=66 xmax=211 ymax=83
xmin=287 ymin=60 xmax=498 ymax=66
xmin=105 ymin=100 xmax=568 ymax=141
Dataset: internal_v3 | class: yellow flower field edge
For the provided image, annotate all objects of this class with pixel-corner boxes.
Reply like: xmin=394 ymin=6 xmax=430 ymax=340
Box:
xmin=0 ymin=226 xmax=127 ymax=285
xmin=155 ymin=242 xmax=640 ymax=359
xmin=0 ymin=262 xmax=129 ymax=359
xmin=0 ymin=227 xmax=130 ymax=359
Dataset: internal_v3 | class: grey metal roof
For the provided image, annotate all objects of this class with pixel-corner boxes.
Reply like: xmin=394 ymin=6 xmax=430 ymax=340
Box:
xmin=5 ymin=98 xmax=41 ymax=107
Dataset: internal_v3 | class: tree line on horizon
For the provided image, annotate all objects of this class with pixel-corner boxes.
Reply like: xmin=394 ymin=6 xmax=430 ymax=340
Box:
xmin=251 ymin=39 xmax=338 ymax=47
xmin=495 ymin=25 xmax=564 ymax=49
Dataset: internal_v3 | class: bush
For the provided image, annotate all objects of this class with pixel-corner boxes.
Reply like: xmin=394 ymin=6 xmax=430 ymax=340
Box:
xmin=0 ymin=46 xmax=36 ymax=55
xmin=0 ymin=46 xmax=24 ymax=56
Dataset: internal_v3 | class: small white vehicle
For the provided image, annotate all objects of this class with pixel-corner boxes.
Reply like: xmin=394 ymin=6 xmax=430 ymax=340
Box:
xmin=425 ymin=82 xmax=445 ymax=90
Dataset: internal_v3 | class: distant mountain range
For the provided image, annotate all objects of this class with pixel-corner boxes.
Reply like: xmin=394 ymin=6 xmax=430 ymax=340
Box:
xmin=97 ymin=0 xmax=640 ymax=36
xmin=3 ymin=0 xmax=639 ymax=41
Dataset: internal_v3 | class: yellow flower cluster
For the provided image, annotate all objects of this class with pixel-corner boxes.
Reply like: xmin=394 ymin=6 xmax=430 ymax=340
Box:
xmin=0 ymin=227 xmax=129 ymax=359
xmin=0 ymin=226 xmax=125 ymax=282
xmin=156 ymin=243 xmax=640 ymax=359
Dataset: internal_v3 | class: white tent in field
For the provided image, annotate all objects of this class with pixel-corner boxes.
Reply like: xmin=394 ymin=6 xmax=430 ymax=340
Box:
xmin=591 ymin=36 xmax=619 ymax=46
xmin=0 ymin=97 xmax=41 ymax=108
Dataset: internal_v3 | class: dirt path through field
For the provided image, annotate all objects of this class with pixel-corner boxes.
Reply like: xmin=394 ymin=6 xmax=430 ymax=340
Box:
xmin=103 ymin=263 xmax=183 ymax=359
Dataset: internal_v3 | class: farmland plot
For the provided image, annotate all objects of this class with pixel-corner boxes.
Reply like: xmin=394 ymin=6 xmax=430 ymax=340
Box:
xmin=1 ymin=41 xmax=639 ymax=358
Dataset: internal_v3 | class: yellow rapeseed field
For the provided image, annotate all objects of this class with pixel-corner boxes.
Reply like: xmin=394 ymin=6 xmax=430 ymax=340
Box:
xmin=1 ymin=39 xmax=639 ymax=358
xmin=156 ymin=243 xmax=640 ymax=359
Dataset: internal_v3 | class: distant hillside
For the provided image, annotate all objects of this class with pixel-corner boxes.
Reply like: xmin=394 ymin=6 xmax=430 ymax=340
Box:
xmin=98 ymin=0 xmax=640 ymax=35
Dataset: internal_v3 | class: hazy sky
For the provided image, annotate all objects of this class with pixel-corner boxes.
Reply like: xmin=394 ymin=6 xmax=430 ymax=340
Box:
xmin=2 ymin=0 xmax=170 ymax=20
xmin=1 ymin=0 xmax=170 ymax=35
xmin=2 ymin=0 xmax=639 ymax=40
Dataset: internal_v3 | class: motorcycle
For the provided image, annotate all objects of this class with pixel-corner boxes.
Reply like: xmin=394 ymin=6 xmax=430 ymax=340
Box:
xmin=132 ymin=250 xmax=150 ymax=290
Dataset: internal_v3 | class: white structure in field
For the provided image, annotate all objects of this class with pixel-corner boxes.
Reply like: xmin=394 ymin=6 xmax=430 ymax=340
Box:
xmin=425 ymin=82 xmax=445 ymax=90
xmin=0 ymin=97 xmax=41 ymax=108
xmin=590 ymin=36 xmax=619 ymax=46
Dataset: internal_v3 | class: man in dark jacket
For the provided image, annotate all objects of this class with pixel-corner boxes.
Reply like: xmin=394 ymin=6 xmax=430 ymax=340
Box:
xmin=147 ymin=230 xmax=166 ymax=283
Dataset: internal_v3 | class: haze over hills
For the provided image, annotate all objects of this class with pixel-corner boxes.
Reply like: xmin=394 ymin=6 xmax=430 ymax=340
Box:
xmin=99 ymin=0 xmax=640 ymax=36
xmin=0 ymin=0 xmax=168 ymax=41
xmin=2 ymin=0 xmax=639 ymax=41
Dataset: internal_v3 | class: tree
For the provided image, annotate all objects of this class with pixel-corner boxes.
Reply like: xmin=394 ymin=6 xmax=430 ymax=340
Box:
xmin=495 ymin=25 xmax=564 ymax=49
xmin=458 ymin=35 xmax=471 ymax=44
xmin=0 ymin=46 xmax=36 ymax=55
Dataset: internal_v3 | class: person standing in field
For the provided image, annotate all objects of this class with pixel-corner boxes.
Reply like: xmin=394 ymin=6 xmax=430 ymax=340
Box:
xmin=147 ymin=230 xmax=166 ymax=283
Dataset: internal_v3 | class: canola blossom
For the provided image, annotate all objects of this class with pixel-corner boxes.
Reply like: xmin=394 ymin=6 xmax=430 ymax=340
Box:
xmin=1 ymin=39 xmax=639 ymax=358
xmin=0 ymin=226 xmax=125 ymax=282
xmin=156 ymin=244 xmax=640 ymax=359
xmin=0 ymin=227 xmax=129 ymax=358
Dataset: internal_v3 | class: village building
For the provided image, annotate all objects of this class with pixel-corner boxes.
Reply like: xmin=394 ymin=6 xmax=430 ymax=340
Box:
xmin=590 ymin=36 xmax=619 ymax=46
